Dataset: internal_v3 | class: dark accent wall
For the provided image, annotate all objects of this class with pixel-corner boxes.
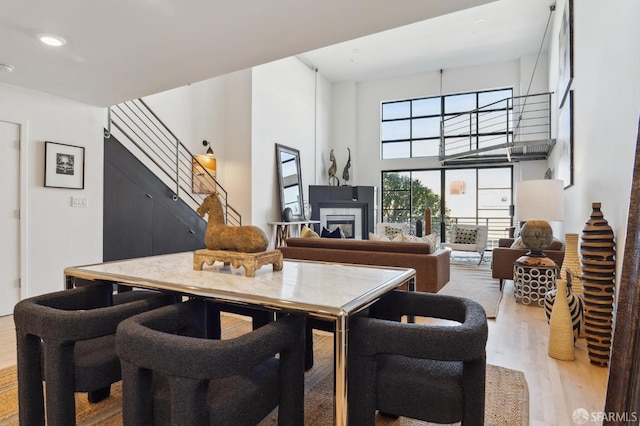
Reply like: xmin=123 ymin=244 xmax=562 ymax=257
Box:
xmin=103 ymin=136 xmax=206 ymax=261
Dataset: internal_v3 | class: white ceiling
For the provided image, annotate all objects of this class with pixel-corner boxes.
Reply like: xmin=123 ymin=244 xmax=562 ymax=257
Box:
xmin=0 ymin=0 xmax=553 ymax=108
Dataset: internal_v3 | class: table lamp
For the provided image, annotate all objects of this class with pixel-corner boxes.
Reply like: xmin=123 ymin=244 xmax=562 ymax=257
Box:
xmin=515 ymin=179 xmax=564 ymax=257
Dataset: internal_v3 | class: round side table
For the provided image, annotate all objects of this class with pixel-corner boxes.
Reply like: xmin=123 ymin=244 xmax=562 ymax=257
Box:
xmin=513 ymin=255 xmax=558 ymax=307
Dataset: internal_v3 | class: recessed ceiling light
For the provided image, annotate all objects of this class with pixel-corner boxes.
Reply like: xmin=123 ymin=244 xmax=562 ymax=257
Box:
xmin=37 ymin=33 xmax=67 ymax=47
xmin=474 ymin=19 xmax=485 ymax=25
xmin=0 ymin=64 xmax=14 ymax=72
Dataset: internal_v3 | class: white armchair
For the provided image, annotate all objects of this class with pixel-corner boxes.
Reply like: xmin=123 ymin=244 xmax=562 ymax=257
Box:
xmin=441 ymin=224 xmax=489 ymax=265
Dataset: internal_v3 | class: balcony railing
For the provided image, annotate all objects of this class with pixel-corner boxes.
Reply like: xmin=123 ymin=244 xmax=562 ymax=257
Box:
xmin=440 ymin=92 xmax=555 ymax=165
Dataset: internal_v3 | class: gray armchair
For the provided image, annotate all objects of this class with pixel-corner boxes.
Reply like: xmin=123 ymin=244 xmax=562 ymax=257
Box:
xmin=13 ymin=283 xmax=176 ymax=425
xmin=347 ymin=290 xmax=488 ymax=425
xmin=115 ymin=299 xmax=306 ymax=425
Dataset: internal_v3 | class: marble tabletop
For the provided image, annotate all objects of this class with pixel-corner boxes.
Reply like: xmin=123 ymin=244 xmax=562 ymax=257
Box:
xmin=64 ymin=251 xmax=415 ymax=318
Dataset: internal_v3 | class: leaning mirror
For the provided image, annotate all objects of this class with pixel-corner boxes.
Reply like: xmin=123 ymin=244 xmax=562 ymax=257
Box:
xmin=275 ymin=144 xmax=304 ymax=221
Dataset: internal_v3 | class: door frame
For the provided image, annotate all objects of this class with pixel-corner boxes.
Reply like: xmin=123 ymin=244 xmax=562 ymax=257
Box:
xmin=0 ymin=116 xmax=29 ymax=303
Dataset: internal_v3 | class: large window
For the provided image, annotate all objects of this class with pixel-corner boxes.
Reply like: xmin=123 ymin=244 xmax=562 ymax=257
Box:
xmin=382 ymin=166 xmax=513 ymax=248
xmin=381 ymin=88 xmax=513 ymax=159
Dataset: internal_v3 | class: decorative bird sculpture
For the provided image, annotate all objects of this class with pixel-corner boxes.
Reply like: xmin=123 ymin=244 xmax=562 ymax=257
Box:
xmin=328 ymin=149 xmax=339 ymax=185
xmin=342 ymin=148 xmax=351 ymax=183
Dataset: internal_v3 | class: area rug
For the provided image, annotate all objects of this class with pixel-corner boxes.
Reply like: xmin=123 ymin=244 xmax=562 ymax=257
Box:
xmin=438 ymin=260 xmax=503 ymax=319
xmin=0 ymin=315 xmax=528 ymax=426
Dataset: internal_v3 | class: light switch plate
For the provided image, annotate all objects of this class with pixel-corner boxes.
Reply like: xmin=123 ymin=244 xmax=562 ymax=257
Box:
xmin=71 ymin=196 xmax=88 ymax=207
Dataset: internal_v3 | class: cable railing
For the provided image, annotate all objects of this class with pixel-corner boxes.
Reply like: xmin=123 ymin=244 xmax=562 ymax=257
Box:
xmin=440 ymin=92 xmax=554 ymax=164
xmin=105 ymin=99 xmax=241 ymax=226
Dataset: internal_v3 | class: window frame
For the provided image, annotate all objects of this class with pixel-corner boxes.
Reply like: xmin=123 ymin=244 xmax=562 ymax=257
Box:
xmin=381 ymin=88 xmax=514 ymax=160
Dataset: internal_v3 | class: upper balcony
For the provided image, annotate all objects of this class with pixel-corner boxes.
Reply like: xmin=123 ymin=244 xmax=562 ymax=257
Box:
xmin=440 ymin=92 xmax=554 ymax=165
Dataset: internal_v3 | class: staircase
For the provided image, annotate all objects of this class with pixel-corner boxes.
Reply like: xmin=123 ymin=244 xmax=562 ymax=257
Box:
xmin=105 ymin=98 xmax=241 ymax=225
xmin=439 ymin=92 xmax=555 ymax=165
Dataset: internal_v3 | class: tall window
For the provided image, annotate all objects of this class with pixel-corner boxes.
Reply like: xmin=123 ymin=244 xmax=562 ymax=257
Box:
xmin=382 ymin=166 xmax=512 ymax=248
xmin=381 ymin=88 xmax=513 ymax=159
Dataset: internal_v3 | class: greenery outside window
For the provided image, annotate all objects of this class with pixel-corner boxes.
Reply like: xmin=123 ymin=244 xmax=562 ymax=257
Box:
xmin=382 ymin=167 xmax=513 ymax=248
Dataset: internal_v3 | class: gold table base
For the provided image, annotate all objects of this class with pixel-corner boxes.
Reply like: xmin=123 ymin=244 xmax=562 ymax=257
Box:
xmin=193 ymin=249 xmax=283 ymax=277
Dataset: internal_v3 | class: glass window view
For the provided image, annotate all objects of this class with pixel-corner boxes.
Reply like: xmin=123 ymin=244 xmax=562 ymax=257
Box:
xmin=382 ymin=167 xmax=512 ymax=249
xmin=381 ymin=88 xmax=513 ymax=160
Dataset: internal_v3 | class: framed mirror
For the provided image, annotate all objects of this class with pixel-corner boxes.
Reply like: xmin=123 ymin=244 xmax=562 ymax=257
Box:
xmin=276 ymin=144 xmax=304 ymax=221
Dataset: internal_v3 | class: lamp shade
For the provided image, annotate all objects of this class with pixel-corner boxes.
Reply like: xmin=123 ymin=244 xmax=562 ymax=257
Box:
xmin=515 ymin=179 xmax=564 ymax=222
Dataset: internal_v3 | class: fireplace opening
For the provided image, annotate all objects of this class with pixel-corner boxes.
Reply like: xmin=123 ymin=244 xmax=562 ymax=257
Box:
xmin=327 ymin=215 xmax=356 ymax=239
xmin=319 ymin=207 xmax=364 ymax=239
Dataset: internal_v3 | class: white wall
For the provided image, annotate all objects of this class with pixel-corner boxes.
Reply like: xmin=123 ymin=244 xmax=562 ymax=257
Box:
xmin=143 ymin=78 xmax=228 ymax=185
xmin=223 ymin=70 xmax=254 ymax=221
xmin=0 ymin=82 xmax=104 ymax=297
xmin=136 ymin=59 xmax=332 ymax=239
xmin=547 ymin=0 xmax=640 ymax=274
xmin=251 ymin=57 xmax=330 ymax=233
xmin=330 ymin=58 xmax=548 ymax=203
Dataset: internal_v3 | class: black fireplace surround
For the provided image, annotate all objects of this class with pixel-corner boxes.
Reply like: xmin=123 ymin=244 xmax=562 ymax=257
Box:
xmin=309 ymin=185 xmax=375 ymax=240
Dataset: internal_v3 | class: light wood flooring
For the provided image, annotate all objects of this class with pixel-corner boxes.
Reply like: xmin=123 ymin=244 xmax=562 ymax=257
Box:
xmin=0 ymin=279 xmax=608 ymax=425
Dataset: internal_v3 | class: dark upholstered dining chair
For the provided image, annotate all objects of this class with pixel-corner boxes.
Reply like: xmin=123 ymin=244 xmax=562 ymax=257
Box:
xmin=115 ymin=299 xmax=306 ymax=426
xmin=347 ymin=290 xmax=488 ymax=425
xmin=13 ymin=283 xmax=176 ymax=426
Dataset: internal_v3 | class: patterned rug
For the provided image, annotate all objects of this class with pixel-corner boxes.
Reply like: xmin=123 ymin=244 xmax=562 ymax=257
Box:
xmin=438 ymin=260 xmax=503 ymax=318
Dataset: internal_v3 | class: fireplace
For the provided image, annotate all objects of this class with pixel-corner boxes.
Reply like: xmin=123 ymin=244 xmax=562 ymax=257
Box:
xmin=309 ymin=186 xmax=376 ymax=240
xmin=322 ymin=209 xmax=362 ymax=239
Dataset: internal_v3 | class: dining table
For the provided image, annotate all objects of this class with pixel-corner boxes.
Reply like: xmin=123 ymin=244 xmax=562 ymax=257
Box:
xmin=64 ymin=251 xmax=415 ymax=425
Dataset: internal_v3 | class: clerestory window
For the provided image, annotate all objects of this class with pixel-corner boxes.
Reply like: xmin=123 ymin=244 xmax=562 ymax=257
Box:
xmin=381 ymin=88 xmax=513 ymax=159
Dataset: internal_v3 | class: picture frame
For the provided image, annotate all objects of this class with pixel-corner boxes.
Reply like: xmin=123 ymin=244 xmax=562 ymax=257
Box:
xmin=557 ymin=91 xmax=573 ymax=189
xmin=44 ymin=141 xmax=85 ymax=189
xmin=557 ymin=0 xmax=573 ymax=108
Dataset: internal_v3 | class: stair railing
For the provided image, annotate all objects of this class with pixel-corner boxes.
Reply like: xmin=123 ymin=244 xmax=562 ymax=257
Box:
xmin=440 ymin=92 xmax=553 ymax=163
xmin=105 ymin=98 xmax=241 ymax=226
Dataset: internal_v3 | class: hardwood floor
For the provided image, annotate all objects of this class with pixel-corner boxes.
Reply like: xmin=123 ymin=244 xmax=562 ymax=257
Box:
xmin=487 ymin=280 xmax=608 ymax=426
xmin=0 ymin=279 xmax=608 ymax=425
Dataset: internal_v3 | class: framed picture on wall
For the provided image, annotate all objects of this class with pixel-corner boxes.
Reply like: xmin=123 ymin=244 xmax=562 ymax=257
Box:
xmin=557 ymin=91 xmax=573 ymax=189
xmin=558 ymin=0 xmax=573 ymax=108
xmin=44 ymin=141 xmax=85 ymax=189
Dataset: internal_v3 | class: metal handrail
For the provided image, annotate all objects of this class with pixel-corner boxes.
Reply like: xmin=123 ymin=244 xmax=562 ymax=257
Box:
xmin=440 ymin=92 xmax=554 ymax=163
xmin=106 ymin=99 xmax=241 ymax=226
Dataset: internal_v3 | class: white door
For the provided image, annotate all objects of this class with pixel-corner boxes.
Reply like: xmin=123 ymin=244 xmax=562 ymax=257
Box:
xmin=0 ymin=120 xmax=20 ymax=316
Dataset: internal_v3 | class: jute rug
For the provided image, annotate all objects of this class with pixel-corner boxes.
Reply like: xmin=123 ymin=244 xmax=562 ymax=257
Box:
xmin=438 ymin=260 xmax=502 ymax=319
xmin=0 ymin=315 xmax=527 ymax=426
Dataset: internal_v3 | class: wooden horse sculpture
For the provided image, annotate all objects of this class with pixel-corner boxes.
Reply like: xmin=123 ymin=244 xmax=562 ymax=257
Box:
xmin=197 ymin=193 xmax=268 ymax=253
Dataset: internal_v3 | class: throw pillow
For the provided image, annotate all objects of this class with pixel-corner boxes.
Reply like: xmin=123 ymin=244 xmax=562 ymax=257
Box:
xmin=453 ymin=228 xmax=478 ymax=244
xmin=510 ymin=237 xmax=528 ymax=249
xmin=300 ymin=225 xmax=320 ymax=238
xmin=402 ymin=233 xmax=425 ymax=243
xmin=422 ymin=233 xmax=438 ymax=253
xmin=383 ymin=225 xmax=405 ymax=240
xmin=369 ymin=232 xmax=390 ymax=241
xmin=391 ymin=233 xmax=404 ymax=242
xmin=321 ymin=227 xmax=342 ymax=239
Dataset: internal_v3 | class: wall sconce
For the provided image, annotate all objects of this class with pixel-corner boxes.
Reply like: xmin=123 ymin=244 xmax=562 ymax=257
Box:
xmin=450 ymin=181 xmax=466 ymax=195
xmin=196 ymin=140 xmax=216 ymax=175
xmin=192 ymin=140 xmax=217 ymax=193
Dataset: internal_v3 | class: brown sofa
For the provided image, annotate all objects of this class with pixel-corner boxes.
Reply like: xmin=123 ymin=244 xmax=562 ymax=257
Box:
xmin=491 ymin=238 xmax=565 ymax=289
xmin=279 ymin=237 xmax=450 ymax=293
